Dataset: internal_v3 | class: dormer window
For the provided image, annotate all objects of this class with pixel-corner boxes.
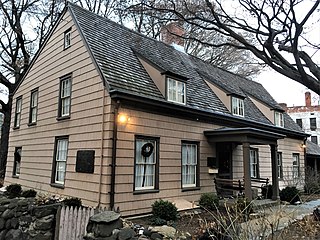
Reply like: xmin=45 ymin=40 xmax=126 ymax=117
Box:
xmin=64 ymin=28 xmax=71 ymax=49
xmin=275 ymin=111 xmax=284 ymax=127
xmin=231 ymin=97 xmax=244 ymax=117
xmin=167 ymin=77 xmax=186 ymax=105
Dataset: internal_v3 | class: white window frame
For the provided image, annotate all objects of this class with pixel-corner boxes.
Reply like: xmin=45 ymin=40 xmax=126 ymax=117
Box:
xmin=54 ymin=138 xmax=68 ymax=185
xmin=275 ymin=111 xmax=284 ymax=127
xmin=134 ymin=138 xmax=157 ymax=191
xmin=250 ymin=148 xmax=259 ymax=178
xmin=64 ymin=29 xmax=71 ymax=49
xmin=292 ymin=153 xmax=300 ymax=179
xmin=29 ymin=89 xmax=38 ymax=124
xmin=182 ymin=142 xmax=198 ymax=188
xmin=277 ymin=152 xmax=283 ymax=179
xmin=167 ymin=77 xmax=186 ymax=105
xmin=14 ymin=97 xmax=22 ymax=128
xmin=231 ymin=97 xmax=244 ymax=117
xmin=59 ymin=76 xmax=72 ymax=117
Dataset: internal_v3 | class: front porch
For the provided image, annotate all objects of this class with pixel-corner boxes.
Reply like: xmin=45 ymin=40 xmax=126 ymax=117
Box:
xmin=204 ymin=127 xmax=285 ymax=201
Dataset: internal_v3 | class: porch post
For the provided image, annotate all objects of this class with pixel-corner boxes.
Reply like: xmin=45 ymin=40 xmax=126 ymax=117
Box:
xmin=315 ymin=159 xmax=318 ymax=178
xmin=270 ymin=144 xmax=280 ymax=200
xmin=243 ymin=142 xmax=252 ymax=201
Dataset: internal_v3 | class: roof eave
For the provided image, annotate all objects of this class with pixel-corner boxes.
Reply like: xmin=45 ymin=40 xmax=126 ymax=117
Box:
xmin=109 ymin=89 xmax=308 ymax=139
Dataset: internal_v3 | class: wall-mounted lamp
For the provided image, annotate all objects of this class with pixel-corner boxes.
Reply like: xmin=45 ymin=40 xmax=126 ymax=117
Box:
xmin=118 ymin=114 xmax=130 ymax=124
xmin=301 ymin=143 xmax=306 ymax=148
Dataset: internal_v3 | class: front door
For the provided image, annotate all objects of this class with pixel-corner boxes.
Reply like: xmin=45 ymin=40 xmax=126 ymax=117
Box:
xmin=216 ymin=143 xmax=233 ymax=179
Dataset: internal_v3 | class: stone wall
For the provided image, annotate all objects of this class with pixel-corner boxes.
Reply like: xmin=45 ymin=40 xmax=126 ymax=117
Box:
xmin=0 ymin=197 xmax=60 ymax=240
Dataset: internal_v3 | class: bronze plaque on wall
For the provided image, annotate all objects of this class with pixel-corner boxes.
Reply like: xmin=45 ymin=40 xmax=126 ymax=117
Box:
xmin=76 ymin=150 xmax=95 ymax=173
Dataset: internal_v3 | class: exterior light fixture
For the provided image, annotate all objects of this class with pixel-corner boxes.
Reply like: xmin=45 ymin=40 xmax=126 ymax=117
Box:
xmin=118 ymin=114 xmax=130 ymax=124
xmin=301 ymin=143 xmax=306 ymax=148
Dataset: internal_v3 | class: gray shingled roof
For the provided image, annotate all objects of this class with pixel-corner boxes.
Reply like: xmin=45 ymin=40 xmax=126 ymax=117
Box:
xmin=307 ymin=140 xmax=320 ymax=156
xmin=69 ymin=3 xmax=303 ymax=134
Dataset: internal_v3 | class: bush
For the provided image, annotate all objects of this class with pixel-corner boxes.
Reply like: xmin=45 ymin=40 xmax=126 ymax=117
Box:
xmin=280 ymin=186 xmax=300 ymax=204
xmin=150 ymin=217 xmax=167 ymax=226
xmin=21 ymin=189 xmax=37 ymax=198
xmin=199 ymin=192 xmax=219 ymax=210
xmin=63 ymin=197 xmax=82 ymax=207
xmin=261 ymin=185 xmax=273 ymax=199
xmin=152 ymin=199 xmax=178 ymax=221
xmin=5 ymin=184 xmax=22 ymax=198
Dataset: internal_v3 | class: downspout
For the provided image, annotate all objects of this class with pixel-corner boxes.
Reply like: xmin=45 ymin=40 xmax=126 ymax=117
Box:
xmin=110 ymin=100 xmax=120 ymax=210
xmin=98 ymin=89 xmax=106 ymax=207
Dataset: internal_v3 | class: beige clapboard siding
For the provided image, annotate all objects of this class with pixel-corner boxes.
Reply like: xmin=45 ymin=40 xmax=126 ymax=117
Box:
xmin=113 ymin=106 xmax=217 ymax=215
xmin=231 ymin=139 xmax=305 ymax=189
xmin=6 ymin=11 xmax=108 ymax=206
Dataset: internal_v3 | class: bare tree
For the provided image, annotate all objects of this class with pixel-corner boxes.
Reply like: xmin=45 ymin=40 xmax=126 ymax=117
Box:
xmin=124 ymin=0 xmax=263 ymax=78
xmin=0 ymin=0 xmax=133 ymax=179
xmin=0 ymin=0 xmax=64 ymax=178
xmin=142 ymin=0 xmax=320 ymax=93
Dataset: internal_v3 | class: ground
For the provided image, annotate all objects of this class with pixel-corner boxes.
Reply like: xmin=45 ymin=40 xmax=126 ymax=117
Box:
xmin=130 ymin=194 xmax=320 ymax=239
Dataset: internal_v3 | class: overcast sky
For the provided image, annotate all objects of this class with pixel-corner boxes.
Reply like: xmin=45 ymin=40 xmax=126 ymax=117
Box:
xmin=256 ymin=70 xmax=315 ymax=107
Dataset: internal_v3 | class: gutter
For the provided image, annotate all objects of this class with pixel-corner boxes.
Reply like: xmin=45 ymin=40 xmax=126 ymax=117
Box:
xmin=110 ymin=100 xmax=120 ymax=210
xmin=109 ymin=90 xmax=308 ymax=139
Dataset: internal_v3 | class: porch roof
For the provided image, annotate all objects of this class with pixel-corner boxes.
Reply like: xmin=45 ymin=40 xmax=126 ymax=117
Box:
xmin=204 ymin=127 xmax=285 ymax=145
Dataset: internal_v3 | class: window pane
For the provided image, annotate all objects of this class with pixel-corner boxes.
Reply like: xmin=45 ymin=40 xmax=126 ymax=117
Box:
xmin=232 ymin=97 xmax=244 ymax=117
xmin=250 ymin=149 xmax=258 ymax=178
xmin=292 ymin=154 xmax=299 ymax=178
xmin=182 ymin=143 xmax=197 ymax=187
xmin=55 ymin=139 xmax=68 ymax=184
xmin=296 ymin=119 xmax=302 ymax=128
xmin=167 ymin=78 xmax=186 ymax=104
xmin=310 ymin=118 xmax=317 ymax=130
xmin=135 ymin=138 xmax=157 ymax=190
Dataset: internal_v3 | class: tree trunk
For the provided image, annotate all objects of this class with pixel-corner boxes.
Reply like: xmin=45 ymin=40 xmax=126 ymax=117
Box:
xmin=0 ymin=97 xmax=13 ymax=179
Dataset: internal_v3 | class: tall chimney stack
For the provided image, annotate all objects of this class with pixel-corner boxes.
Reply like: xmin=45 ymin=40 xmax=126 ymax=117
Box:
xmin=161 ymin=22 xmax=185 ymax=47
xmin=305 ymin=91 xmax=311 ymax=107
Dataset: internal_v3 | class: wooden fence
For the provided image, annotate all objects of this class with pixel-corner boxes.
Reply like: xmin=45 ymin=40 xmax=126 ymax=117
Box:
xmin=55 ymin=205 xmax=95 ymax=240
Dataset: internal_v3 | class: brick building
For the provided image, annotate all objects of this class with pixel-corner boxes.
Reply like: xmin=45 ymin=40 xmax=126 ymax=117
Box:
xmin=283 ymin=92 xmax=320 ymax=145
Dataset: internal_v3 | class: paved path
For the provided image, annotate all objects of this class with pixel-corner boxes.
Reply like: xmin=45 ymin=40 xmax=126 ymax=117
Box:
xmin=240 ymin=199 xmax=320 ymax=239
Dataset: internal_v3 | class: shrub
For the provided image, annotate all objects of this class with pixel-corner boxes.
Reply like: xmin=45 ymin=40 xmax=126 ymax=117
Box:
xmin=151 ymin=199 xmax=178 ymax=221
xmin=5 ymin=184 xmax=22 ymax=198
xmin=63 ymin=197 xmax=82 ymax=207
xmin=199 ymin=192 xmax=219 ymax=210
xmin=21 ymin=189 xmax=37 ymax=198
xmin=280 ymin=186 xmax=300 ymax=204
xmin=261 ymin=185 xmax=273 ymax=199
xmin=150 ymin=217 xmax=167 ymax=226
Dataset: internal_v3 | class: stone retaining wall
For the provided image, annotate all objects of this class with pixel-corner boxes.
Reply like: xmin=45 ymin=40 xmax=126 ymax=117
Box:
xmin=0 ymin=197 xmax=60 ymax=240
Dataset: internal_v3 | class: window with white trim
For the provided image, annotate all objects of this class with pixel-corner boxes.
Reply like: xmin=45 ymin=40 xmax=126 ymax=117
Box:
xmin=53 ymin=137 xmax=68 ymax=185
xmin=167 ymin=77 xmax=186 ymax=104
xmin=182 ymin=142 xmax=198 ymax=188
xmin=250 ymin=148 xmax=259 ymax=178
xmin=14 ymin=96 xmax=22 ymax=128
xmin=277 ymin=152 xmax=283 ymax=179
xmin=29 ymin=89 xmax=38 ymax=124
xmin=64 ymin=29 xmax=71 ymax=49
xmin=134 ymin=137 xmax=158 ymax=191
xmin=292 ymin=153 xmax=300 ymax=179
xmin=231 ymin=97 xmax=244 ymax=117
xmin=275 ymin=112 xmax=284 ymax=127
xmin=58 ymin=74 xmax=72 ymax=118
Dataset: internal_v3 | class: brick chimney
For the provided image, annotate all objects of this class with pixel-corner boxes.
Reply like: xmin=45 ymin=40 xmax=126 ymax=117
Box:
xmin=279 ymin=103 xmax=287 ymax=111
xmin=305 ymin=91 xmax=311 ymax=107
xmin=161 ymin=22 xmax=184 ymax=47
